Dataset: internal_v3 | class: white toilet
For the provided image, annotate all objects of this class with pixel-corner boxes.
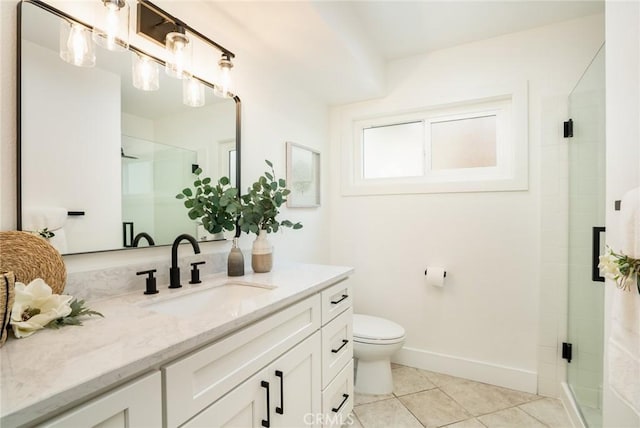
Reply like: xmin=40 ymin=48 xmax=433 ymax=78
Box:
xmin=353 ymin=314 xmax=406 ymax=395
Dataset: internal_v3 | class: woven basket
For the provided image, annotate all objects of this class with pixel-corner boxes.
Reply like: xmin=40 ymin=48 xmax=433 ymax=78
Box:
xmin=1 ymin=271 xmax=15 ymax=347
xmin=0 ymin=231 xmax=66 ymax=294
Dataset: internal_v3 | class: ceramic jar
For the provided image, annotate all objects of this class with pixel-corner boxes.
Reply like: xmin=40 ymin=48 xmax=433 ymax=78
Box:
xmin=251 ymin=230 xmax=273 ymax=273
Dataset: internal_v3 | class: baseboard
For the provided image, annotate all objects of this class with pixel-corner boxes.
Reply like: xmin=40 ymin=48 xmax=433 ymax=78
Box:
xmin=392 ymin=346 xmax=538 ymax=394
xmin=560 ymin=383 xmax=586 ymax=428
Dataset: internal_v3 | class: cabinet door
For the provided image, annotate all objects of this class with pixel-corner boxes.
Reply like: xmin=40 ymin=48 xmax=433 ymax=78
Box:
xmin=40 ymin=372 xmax=161 ymax=428
xmin=270 ymin=332 xmax=321 ymax=428
xmin=182 ymin=368 xmax=269 ymax=428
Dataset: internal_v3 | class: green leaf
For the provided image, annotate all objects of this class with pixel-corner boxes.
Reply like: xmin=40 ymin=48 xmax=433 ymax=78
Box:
xmin=265 ymin=172 xmax=273 ymax=180
xmin=219 ymin=176 xmax=230 ymax=185
xmin=265 ymin=159 xmax=273 ymax=168
xmin=182 ymin=188 xmax=193 ymax=197
xmin=278 ymin=178 xmax=286 ymax=188
xmin=293 ymin=223 xmax=303 ymax=229
xmin=176 ymin=193 xmax=185 ymax=200
xmin=202 ymin=177 xmax=211 ymax=184
xmin=194 ymin=167 xmax=203 ymax=175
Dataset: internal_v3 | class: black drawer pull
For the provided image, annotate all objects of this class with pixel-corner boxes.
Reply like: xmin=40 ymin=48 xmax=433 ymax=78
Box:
xmin=261 ymin=381 xmax=270 ymax=427
xmin=331 ymin=339 xmax=349 ymax=354
xmin=331 ymin=393 xmax=349 ymax=413
xmin=330 ymin=294 xmax=348 ymax=305
xmin=275 ymin=370 xmax=284 ymax=415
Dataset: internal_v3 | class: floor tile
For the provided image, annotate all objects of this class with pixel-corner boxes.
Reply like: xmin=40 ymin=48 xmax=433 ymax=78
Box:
xmin=399 ymin=389 xmax=471 ymax=428
xmin=393 ymin=365 xmax=437 ymax=396
xmin=440 ymin=379 xmax=539 ymax=416
xmin=519 ymin=398 xmax=573 ymax=428
xmin=344 ymin=412 xmax=364 ymax=428
xmin=354 ymin=398 xmax=423 ymax=428
xmin=444 ymin=418 xmax=487 ymax=428
xmin=478 ymin=407 xmax=547 ymax=428
xmin=355 ymin=392 xmax=395 ymax=406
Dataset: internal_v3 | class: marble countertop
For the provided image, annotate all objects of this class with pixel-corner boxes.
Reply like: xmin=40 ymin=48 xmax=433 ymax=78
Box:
xmin=0 ymin=263 xmax=353 ymax=427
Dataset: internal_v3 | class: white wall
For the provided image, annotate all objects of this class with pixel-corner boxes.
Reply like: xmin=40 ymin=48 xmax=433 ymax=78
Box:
xmin=603 ymin=1 xmax=640 ymax=426
xmin=1 ymin=0 xmax=330 ymax=271
xmin=329 ymin=14 xmax=604 ymax=393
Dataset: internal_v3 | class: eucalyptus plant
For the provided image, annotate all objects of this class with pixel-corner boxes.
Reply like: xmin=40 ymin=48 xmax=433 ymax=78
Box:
xmin=176 ymin=168 xmax=240 ymax=234
xmin=238 ymin=160 xmax=303 ymax=234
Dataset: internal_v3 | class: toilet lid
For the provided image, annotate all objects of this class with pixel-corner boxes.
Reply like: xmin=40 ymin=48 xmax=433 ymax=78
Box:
xmin=353 ymin=314 xmax=405 ymax=341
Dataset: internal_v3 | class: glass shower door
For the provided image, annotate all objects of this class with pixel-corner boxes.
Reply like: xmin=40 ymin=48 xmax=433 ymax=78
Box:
xmin=567 ymin=45 xmax=605 ymax=428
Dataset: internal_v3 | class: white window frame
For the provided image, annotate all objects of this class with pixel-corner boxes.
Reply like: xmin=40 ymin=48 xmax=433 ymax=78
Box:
xmin=342 ymin=89 xmax=528 ymax=196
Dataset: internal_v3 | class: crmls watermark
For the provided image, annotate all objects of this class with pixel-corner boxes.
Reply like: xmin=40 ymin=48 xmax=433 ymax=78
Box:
xmin=303 ymin=412 xmax=355 ymax=426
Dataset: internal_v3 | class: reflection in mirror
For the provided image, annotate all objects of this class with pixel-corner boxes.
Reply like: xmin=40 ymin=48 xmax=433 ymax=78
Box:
xmin=18 ymin=0 xmax=240 ymax=255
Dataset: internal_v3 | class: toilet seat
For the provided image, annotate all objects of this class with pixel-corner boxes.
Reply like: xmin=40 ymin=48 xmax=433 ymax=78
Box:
xmin=353 ymin=314 xmax=405 ymax=345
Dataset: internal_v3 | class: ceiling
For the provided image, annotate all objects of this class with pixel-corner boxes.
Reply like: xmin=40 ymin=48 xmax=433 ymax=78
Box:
xmin=199 ymin=0 xmax=604 ymax=104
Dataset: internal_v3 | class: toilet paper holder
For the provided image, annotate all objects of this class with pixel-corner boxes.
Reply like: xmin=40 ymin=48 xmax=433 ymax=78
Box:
xmin=424 ymin=269 xmax=446 ymax=277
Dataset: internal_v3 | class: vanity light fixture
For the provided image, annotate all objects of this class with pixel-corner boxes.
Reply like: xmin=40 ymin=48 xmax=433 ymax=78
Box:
xmin=59 ymin=20 xmax=95 ymax=67
xmin=137 ymin=0 xmax=236 ymax=97
xmin=215 ymin=53 xmax=234 ymax=98
xmin=165 ymin=29 xmax=191 ymax=79
xmin=183 ymin=76 xmax=205 ymax=107
xmin=132 ymin=52 xmax=159 ymax=91
xmin=93 ymin=0 xmax=130 ymax=52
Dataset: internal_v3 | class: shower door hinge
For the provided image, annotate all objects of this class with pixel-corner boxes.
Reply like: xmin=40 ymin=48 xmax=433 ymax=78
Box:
xmin=562 ymin=342 xmax=573 ymax=363
xmin=563 ymin=119 xmax=573 ymax=138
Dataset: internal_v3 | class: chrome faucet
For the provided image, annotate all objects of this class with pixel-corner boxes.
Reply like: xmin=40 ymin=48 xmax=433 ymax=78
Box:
xmin=169 ymin=234 xmax=201 ymax=288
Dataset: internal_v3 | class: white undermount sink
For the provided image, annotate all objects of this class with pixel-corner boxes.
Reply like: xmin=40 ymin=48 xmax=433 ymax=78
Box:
xmin=140 ymin=281 xmax=276 ymax=318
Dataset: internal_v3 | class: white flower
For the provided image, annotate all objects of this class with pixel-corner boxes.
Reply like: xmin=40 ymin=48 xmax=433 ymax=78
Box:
xmin=10 ymin=278 xmax=73 ymax=338
xmin=598 ymin=251 xmax=621 ymax=280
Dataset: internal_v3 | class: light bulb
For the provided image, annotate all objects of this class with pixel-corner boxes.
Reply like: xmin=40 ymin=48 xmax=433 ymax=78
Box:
xmin=132 ymin=53 xmax=159 ymax=91
xmin=165 ymin=32 xmax=191 ymax=79
xmin=93 ymin=0 xmax=129 ymax=52
xmin=59 ymin=21 xmax=95 ymax=67
xmin=215 ymin=53 xmax=233 ymax=98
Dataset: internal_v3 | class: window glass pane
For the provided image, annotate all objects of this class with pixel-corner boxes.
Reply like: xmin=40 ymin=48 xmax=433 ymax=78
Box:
xmin=362 ymin=121 xmax=423 ymax=179
xmin=431 ymin=115 xmax=496 ymax=170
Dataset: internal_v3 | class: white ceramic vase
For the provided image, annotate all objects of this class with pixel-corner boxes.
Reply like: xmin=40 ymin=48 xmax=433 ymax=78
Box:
xmin=251 ymin=230 xmax=273 ymax=273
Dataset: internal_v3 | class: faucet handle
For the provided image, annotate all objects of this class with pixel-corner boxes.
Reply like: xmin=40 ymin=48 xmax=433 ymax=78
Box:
xmin=137 ymin=269 xmax=158 ymax=295
xmin=189 ymin=261 xmax=206 ymax=284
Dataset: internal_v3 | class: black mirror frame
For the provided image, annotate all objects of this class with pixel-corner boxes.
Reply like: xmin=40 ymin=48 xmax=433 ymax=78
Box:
xmin=16 ymin=0 xmax=242 ymax=252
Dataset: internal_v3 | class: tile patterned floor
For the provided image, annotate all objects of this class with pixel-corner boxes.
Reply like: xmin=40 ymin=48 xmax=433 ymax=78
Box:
xmin=350 ymin=364 xmax=573 ymax=428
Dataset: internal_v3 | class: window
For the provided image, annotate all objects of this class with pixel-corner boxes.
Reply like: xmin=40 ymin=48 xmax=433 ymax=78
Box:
xmin=344 ymin=93 xmax=528 ymax=195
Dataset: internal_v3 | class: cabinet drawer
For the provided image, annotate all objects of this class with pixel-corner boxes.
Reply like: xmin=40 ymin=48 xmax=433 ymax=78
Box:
xmin=40 ymin=371 xmax=161 ymax=428
xmin=321 ymin=359 xmax=354 ymax=428
xmin=164 ymin=295 xmax=321 ymax=428
xmin=321 ymin=278 xmax=352 ymax=325
xmin=321 ymin=307 xmax=353 ymax=388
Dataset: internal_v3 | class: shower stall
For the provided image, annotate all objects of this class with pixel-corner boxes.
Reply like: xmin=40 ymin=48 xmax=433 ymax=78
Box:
xmin=566 ymin=45 xmax=606 ymax=428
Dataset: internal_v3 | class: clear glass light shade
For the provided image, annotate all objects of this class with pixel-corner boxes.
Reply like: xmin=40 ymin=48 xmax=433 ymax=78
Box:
xmin=132 ymin=54 xmax=159 ymax=91
xmin=165 ymin=32 xmax=191 ymax=79
xmin=93 ymin=0 xmax=129 ymax=51
xmin=214 ymin=54 xmax=233 ymax=98
xmin=183 ymin=77 xmax=205 ymax=107
xmin=59 ymin=21 xmax=95 ymax=67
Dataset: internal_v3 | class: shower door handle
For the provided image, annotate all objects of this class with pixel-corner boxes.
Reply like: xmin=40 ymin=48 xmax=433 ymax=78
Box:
xmin=592 ymin=226 xmax=606 ymax=282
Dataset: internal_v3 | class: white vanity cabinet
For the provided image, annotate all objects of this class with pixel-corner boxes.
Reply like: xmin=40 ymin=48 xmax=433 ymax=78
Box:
xmin=320 ymin=279 xmax=354 ymax=428
xmin=39 ymin=371 xmax=162 ymax=428
xmin=12 ymin=271 xmax=354 ymax=428
xmin=183 ymin=332 xmax=321 ymax=428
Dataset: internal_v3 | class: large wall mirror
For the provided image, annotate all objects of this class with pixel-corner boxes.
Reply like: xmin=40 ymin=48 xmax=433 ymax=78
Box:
xmin=18 ymin=0 xmax=241 ymax=255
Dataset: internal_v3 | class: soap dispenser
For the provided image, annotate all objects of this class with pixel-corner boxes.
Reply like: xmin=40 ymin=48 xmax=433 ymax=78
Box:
xmin=227 ymin=238 xmax=245 ymax=277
